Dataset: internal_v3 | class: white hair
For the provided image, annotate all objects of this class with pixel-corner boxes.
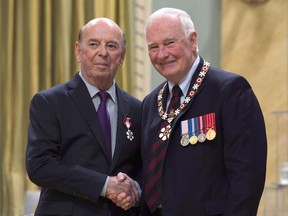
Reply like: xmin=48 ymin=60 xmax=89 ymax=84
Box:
xmin=144 ymin=7 xmax=196 ymax=39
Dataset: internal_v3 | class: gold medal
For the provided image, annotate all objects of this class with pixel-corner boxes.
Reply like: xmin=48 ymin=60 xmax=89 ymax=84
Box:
xmin=206 ymin=128 xmax=216 ymax=140
xmin=204 ymin=113 xmax=216 ymax=141
xmin=189 ymin=135 xmax=198 ymax=145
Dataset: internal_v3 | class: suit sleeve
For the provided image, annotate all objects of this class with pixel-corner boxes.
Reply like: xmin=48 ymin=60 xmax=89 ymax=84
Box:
xmin=221 ymin=76 xmax=267 ymax=215
xmin=26 ymin=92 xmax=106 ymax=203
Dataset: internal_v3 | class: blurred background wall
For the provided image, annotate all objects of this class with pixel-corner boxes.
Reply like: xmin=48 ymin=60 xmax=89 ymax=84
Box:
xmin=221 ymin=0 xmax=288 ymax=214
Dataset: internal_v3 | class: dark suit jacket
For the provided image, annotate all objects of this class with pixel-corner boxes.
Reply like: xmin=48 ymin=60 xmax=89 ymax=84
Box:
xmin=141 ymin=58 xmax=267 ymax=216
xmin=26 ymin=73 xmax=142 ymax=216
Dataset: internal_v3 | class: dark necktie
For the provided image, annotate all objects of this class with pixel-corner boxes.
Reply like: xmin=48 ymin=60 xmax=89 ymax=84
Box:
xmin=167 ymin=85 xmax=182 ymax=114
xmin=97 ymin=91 xmax=112 ymax=159
xmin=145 ymin=85 xmax=182 ymax=213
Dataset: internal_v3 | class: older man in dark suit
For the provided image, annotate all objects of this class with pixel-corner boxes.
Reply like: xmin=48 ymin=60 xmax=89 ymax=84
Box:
xmin=141 ymin=8 xmax=267 ymax=216
xmin=26 ymin=18 xmax=141 ymax=216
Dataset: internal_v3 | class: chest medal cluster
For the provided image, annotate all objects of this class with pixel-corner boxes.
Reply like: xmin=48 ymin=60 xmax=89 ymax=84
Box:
xmin=180 ymin=112 xmax=216 ymax=146
xmin=157 ymin=60 xmax=211 ymax=142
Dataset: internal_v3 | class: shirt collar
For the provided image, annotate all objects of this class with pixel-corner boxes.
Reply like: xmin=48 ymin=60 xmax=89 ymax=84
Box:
xmin=168 ymin=55 xmax=200 ymax=96
xmin=78 ymin=71 xmax=116 ymax=103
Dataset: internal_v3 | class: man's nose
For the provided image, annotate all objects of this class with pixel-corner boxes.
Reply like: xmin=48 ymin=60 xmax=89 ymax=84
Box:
xmin=97 ymin=43 xmax=108 ymax=57
xmin=157 ymin=45 xmax=169 ymax=59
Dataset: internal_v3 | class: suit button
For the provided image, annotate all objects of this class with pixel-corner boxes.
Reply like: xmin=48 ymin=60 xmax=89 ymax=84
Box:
xmin=103 ymin=203 xmax=108 ymax=208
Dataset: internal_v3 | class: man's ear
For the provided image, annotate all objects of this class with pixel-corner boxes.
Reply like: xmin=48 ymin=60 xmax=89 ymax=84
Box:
xmin=120 ymin=50 xmax=126 ymax=66
xmin=75 ymin=42 xmax=81 ymax=63
xmin=189 ymin=31 xmax=197 ymax=44
xmin=189 ymin=32 xmax=198 ymax=52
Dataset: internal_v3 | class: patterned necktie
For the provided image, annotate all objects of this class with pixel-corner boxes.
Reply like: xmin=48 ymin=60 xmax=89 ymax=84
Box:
xmin=97 ymin=91 xmax=112 ymax=159
xmin=145 ymin=85 xmax=182 ymax=213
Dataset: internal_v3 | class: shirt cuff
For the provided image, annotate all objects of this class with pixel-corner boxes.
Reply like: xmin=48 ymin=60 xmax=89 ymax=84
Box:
xmin=133 ymin=180 xmax=142 ymax=207
xmin=100 ymin=176 xmax=109 ymax=197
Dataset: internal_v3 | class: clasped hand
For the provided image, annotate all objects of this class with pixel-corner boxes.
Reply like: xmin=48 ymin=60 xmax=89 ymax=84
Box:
xmin=106 ymin=172 xmax=139 ymax=210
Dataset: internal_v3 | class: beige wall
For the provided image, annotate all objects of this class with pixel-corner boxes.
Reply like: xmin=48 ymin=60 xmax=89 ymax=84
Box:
xmin=221 ymin=0 xmax=288 ymax=186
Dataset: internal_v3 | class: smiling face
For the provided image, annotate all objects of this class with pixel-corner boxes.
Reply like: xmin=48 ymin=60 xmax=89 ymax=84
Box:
xmin=75 ymin=18 xmax=126 ymax=90
xmin=145 ymin=14 xmax=198 ymax=84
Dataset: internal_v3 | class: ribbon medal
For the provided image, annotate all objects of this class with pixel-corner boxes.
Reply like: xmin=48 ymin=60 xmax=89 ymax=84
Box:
xmin=180 ymin=112 xmax=217 ymax=146
xmin=180 ymin=121 xmax=190 ymax=146
xmin=205 ymin=112 xmax=216 ymax=140
xmin=197 ymin=116 xmax=206 ymax=143
xmin=123 ymin=117 xmax=134 ymax=141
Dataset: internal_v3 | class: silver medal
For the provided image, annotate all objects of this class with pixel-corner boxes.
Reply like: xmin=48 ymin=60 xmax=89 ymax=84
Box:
xmin=126 ymin=129 xmax=134 ymax=141
xmin=180 ymin=133 xmax=190 ymax=146
xmin=198 ymin=133 xmax=206 ymax=143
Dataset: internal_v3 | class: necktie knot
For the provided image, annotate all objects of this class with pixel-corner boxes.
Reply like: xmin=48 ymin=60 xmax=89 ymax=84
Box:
xmin=98 ymin=91 xmax=109 ymax=102
xmin=167 ymin=85 xmax=182 ymax=113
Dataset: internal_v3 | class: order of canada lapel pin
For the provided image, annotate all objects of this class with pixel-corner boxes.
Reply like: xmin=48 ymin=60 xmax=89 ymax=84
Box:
xmin=124 ymin=116 xmax=134 ymax=141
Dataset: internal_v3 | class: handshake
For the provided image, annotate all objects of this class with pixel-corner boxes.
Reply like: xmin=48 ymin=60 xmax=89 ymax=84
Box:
xmin=106 ymin=172 xmax=140 ymax=210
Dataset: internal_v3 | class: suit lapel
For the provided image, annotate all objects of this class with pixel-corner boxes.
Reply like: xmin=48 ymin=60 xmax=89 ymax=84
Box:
xmin=110 ymin=85 xmax=128 ymax=170
xmin=67 ymin=74 xmax=111 ymax=161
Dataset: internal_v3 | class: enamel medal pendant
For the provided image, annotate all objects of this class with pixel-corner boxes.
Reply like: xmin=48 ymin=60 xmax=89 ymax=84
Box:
xmin=159 ymin=124 xmax=171 ymax=141
xmin=124 ymin=117 xmax=134 ymax=141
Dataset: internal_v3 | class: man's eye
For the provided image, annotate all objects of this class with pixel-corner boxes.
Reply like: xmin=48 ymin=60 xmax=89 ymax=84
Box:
xmin=89 ymin=42 xmax=98 ymax=47
xmin=108 ymin=44 xmax=116 ymax=49
xmin=149 ymin=46 xmax=158 ymax=51
xmin=166 ymin=41 xmax=175 ymax=46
